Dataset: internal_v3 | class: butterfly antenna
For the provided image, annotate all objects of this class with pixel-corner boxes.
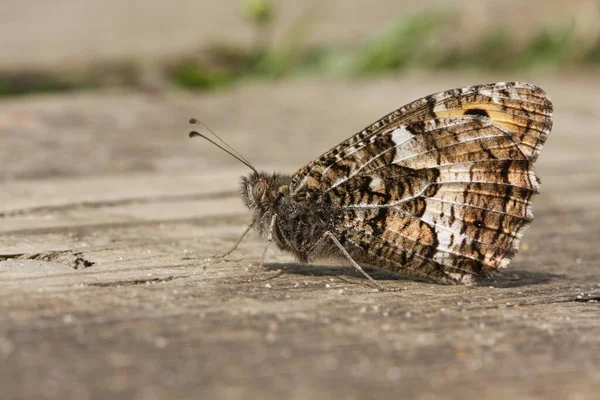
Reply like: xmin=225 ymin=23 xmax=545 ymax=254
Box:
xmin=189 ymin=118 xmax=255 ymax=168
xmin=189 ymin=130 xmax=257 ymax=173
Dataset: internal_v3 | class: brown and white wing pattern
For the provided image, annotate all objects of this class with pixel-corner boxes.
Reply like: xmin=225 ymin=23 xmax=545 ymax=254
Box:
xmin=291 ymin=82 xmax=553 ymax=284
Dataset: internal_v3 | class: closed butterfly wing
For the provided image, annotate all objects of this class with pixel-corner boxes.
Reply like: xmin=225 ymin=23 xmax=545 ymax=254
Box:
xmin=289 ymin=82 xmax=553 ymax=284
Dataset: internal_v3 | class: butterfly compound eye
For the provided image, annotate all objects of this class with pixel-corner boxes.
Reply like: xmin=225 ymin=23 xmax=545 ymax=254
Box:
xmin=252 ymin=181 xmax=267 ymax=201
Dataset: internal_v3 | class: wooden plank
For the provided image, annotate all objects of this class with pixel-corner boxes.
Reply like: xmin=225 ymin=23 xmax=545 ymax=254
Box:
xmin=1 ymin=76 xmax=599 ymax=400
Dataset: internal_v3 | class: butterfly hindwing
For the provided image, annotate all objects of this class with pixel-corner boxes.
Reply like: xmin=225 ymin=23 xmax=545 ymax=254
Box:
xmin=290 ymin=82 xmax=553 ymax=284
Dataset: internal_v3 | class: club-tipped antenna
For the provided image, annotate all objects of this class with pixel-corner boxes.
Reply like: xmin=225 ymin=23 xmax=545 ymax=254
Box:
xmin=189 ymin=130 xmax=257 ymax=173
xmin=189 ymin=118 xmax=255 ymax=168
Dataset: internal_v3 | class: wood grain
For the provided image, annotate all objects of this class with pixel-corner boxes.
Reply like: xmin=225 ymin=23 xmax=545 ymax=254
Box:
xmin=1 ymin=75 xmax=599 ymax=400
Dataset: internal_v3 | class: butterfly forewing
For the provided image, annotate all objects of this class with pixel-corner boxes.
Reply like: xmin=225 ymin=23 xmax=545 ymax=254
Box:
xmin=289 ymin=82 xmax=553 ymax=284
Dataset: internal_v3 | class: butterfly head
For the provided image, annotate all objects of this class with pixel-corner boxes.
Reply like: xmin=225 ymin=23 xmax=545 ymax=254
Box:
xmin=187 ymin=119 xmax=292 ymax=221
xmin=240 ymin=171 xmax=291 ymax=214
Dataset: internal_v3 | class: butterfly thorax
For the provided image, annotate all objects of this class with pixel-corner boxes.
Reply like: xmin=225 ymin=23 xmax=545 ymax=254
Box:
xmin=240 ymin=171 xmax=340 ymax=261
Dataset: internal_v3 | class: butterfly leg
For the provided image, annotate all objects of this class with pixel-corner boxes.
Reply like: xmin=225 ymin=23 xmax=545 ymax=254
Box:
xmin=315 ymin=231 xmax=385 ymax=291
xmin=212 ymin=222 xmax=253 ymax=259
xmin=251 ymin=214 xmax=277 ymax=281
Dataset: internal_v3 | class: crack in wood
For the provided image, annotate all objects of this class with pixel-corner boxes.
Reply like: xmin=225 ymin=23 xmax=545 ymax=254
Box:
xmin=85 ymin=275 xmax=185 ymax=287
xmin=0 ymin=250 xmax=95 ymax=269
xmin=568 ymin=296 xmax=600 ymax=303
xmin=512 ymin=293 xmax=600 ymax=306
xmin=0 ymin=190 xmax=237 ymax=218
xmin=1 ymin=213 xmax=246 ymax=236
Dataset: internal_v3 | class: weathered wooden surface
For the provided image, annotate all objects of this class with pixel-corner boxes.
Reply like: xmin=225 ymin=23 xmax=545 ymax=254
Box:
xmin=1 ymin=74 xmax=599 ymax=399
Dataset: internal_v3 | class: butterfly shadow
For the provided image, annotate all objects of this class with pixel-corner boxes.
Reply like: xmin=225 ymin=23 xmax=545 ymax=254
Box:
xmin=262 ymin=262 xmax=425 ymax=285
xmin=481 ymin=269 xmax=566 ymax=288
xmin=263 ymin=263 xmax=566 ymax=288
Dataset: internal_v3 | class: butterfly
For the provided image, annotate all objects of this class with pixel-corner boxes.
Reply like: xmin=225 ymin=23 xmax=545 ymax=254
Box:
xmin=190 ymin=82 xmax=553 ymax=288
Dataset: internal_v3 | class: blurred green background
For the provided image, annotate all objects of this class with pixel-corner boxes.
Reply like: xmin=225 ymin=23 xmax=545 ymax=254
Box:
xmin=1 ymin=0 xmax=599 ymax=96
